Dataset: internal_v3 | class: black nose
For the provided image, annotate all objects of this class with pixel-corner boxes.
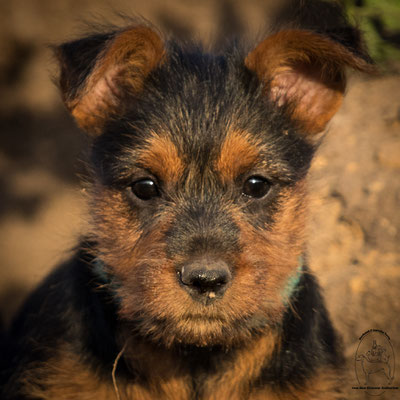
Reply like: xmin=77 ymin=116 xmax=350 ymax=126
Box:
xmin=178 ymin=258 xmax=232 ymax=301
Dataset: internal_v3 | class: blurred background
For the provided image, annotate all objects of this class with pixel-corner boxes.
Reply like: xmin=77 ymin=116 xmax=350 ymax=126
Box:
xmin=0 ymin=1 xmax=399 ymax=398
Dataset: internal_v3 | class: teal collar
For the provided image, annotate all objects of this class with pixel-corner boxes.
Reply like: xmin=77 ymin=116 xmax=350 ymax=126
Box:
xmin=93 ymin=259 xmax=113 ymax=286
xmin=281 ymin=255 xmax=305 ymax=305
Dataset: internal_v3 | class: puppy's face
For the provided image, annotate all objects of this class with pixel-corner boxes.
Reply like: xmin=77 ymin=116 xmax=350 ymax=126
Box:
xmin=91 ymin=118 xmax=311 ymax=348
xmin=56 ymin=26 xmax=371 ymax=347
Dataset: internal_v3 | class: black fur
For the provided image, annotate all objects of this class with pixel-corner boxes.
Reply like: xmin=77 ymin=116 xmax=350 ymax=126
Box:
xmin=1 ymin=250 xmax=342 ymax=398
xmin=1 ymin=1 xmax=372 ymax=398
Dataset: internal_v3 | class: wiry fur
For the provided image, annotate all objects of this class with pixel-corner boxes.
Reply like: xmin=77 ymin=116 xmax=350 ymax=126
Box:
xmin=1 ymin=1 xmax=373 ymax=399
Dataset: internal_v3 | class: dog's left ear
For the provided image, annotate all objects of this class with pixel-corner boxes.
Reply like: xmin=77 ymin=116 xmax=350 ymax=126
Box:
xmin=245 ymin=30 xmax=374 ymax=135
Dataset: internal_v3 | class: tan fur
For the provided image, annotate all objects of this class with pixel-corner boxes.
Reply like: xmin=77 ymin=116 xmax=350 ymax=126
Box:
xmin=18 ymin=348 xmax=190 ymax=400
xmin=216 ymin=130 xmax=262 ymax=183
xmin=245 ymin=29 xmax=374 ymax=134
xmin=66 ymin=26 xmax=165 ymax=134
xmin=18 ymin=340 xmax=343 ymax=400
xmin=231 ymin=180 xmax=308 ymax=323
xmin=16 ymin=167 xmax=332 ymax=399
xmin=18 ymin=352 xmax=115 ymax=400
xmin=10 ymin=16 xmax=365 ymax=400
xmin=89 ymin=184 xmax=142 ymax=271
xmin=18 ymin=334 xmax=277 ymax=400
xmin=87 ymin=168 xmax=308 ymax=349
xmin=201 ymin=331 xmax=279 ymax=399
xmin=138 ymin=134 xmax=185 ymax=184
xmin=250 ymin=369 xmax=345 ymax=400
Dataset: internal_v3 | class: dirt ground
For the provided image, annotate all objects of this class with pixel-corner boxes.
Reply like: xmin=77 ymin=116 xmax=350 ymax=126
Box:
xmin=0 ymin=1 xmax=399 ymax=398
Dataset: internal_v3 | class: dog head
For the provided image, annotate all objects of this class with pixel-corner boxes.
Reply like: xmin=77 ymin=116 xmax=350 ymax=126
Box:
xmin=56 ymin=22 xmax=372 ymax=347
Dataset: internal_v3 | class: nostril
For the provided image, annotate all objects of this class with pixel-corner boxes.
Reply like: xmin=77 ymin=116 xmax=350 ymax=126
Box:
xmin=190 ymin=270 xmax=229 ymax=292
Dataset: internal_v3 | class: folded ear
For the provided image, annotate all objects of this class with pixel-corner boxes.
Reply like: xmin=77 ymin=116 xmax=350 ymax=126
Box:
xmin=245 ymin=30 xmax=375 ymax=135
xmin=55 ymin=26 xmax=165 ymax=135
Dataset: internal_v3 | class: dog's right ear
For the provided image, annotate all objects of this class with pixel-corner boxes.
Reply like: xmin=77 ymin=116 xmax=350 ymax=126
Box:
xmin=55 ymin=26 xmax=165 ymax=135
xmin=245 ymin=30 xmax=375 ymax=136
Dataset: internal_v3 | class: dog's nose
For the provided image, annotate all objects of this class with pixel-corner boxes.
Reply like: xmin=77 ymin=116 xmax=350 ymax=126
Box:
xmin=178 ymin=258 xmax=232 ymax=300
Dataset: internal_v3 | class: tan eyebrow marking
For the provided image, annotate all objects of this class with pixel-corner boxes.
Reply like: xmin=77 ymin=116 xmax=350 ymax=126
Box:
xmin=216 ymin=130 xmax=261 ymax=182
xmin=138 ymin=134 xmax=184 ymax=183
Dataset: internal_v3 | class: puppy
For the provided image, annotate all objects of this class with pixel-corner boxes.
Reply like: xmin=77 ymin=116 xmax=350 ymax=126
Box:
xmin=1 ymin=1 xmax=373 ymax=399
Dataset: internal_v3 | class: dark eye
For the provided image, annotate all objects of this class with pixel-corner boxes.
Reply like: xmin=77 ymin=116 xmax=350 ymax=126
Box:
xmin=130 ymin=179 xmax=159 ymax=201
xmin=242 ymin=176 xmax=271 ymax=199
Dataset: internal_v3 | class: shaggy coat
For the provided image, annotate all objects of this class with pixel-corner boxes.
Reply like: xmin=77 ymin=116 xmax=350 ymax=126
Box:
xmin=1 ymin=1 xmax=373 ymax=399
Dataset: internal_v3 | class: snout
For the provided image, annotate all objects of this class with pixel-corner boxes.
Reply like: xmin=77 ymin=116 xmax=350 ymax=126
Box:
xmin=178 ymin=257 xmax=232 ymax=302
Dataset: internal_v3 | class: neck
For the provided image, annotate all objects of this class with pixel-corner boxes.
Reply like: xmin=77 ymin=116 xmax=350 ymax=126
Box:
xmin=83 ymin=251 xmax=341 ymax=395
